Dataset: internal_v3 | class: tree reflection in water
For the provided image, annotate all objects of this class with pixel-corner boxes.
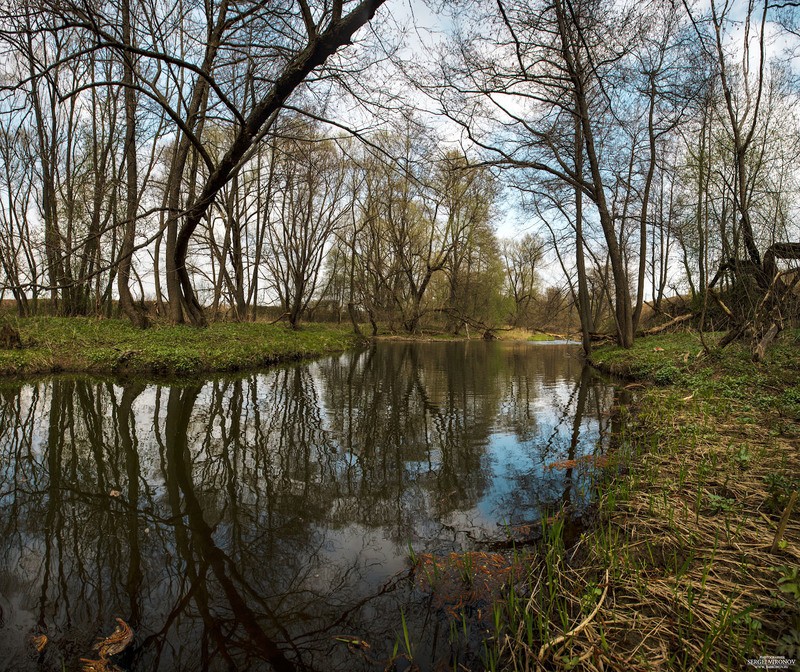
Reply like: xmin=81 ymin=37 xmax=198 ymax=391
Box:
xmin=0 ymin=341 xmax=619 ymax=671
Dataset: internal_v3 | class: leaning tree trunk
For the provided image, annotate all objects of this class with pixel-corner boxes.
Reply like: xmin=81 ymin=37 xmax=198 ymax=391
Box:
xmin=574 ymin=110 xmax=592 ymax=356
xmin=751 ymin=242 xmax=800 ymax=361
xmin=556 ymin=0 xmax=633 ymax=348
xmin=171 ymin=0 xmax=387 ymax=327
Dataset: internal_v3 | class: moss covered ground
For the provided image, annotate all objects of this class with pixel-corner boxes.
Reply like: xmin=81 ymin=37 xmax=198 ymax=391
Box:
xmin=591 ymin=329 xmax=800 ymax=420
xmin=0 ymin=317 xmax=357 ymax=378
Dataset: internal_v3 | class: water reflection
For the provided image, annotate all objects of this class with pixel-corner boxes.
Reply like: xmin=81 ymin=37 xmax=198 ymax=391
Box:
xmin=0 ymin=341 xmax=618 ymax=671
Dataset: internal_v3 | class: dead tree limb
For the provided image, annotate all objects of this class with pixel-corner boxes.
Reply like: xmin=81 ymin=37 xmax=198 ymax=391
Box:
xmin=638 ymin=312 xmax=694 ymax=336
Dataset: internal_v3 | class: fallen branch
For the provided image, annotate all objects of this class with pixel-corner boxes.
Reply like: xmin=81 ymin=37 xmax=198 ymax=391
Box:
xmin=538 ymin=568 xmax=610 ymax=661
xmin=753 ymin=322 xmax=781 ymax=362
xmin=771 ymin=491 xmax=798 ymax=554
xmin=638 ymin=312 xmax=694 ymax=336
xmin=268 ymin=311 xmax=290 ymax=325
xmin=433 ymin=307 xmax=503 ymax=338
xmin=589 ymin=332 xmax=615 ymax=342
xmin=708 ymin=289 xmax=735 ymax=319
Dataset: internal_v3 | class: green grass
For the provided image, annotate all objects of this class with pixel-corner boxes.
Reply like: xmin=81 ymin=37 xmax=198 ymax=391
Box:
xmin=0 ymin=317 xmax=357 ymax=378
xmin=495 ymin=327 xmax=567 ymax=341
xmin=527 ymin=332 xmax=560 ymax=342
xmin=590 ymin=329 xmax=800 ymax=419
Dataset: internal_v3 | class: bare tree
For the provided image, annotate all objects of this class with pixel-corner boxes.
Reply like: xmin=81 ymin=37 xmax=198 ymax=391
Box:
xmin=263 ymin=121 xmax=349 ymax=328
xmin=3 ymin=0 xmax=386 ymax=324
xmin=500 ymin=233 xmax=544 ymax=327
xmin=420 ymin=0 xmax=703 ymax=346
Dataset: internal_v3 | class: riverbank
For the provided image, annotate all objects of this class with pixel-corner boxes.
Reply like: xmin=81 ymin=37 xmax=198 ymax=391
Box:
xmin=591 ymin=329 xmax=800 ymax=420
xmin=372 ymin=326 xmax=567 ymax=342
xmin=0 ymin=318 xmax=569 ymax=379
xmin=556 ymin=332 xmax=799 ymax=668
xmin=469 ymin=330 xmax=800 ymax=670
xmin=0 ymin=317 xmax=357 ymax=378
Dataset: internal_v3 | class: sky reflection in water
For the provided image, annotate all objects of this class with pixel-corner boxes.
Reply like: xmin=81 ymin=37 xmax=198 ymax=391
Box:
xmin=0 ymin=341 xmax=620 ymax=671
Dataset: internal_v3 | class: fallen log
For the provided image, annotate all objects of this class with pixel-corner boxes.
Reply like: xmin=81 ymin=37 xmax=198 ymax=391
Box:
xmin=638 ymin=312 xmax=694 ymax=336
xmin=753 ymin=322 xmax=781 ymax=362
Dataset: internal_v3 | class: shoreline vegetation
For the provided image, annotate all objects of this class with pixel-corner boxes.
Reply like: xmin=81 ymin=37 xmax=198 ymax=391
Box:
xmin=589 ymin=332 xmax=800 ymax=669
xmin=0 ymin=317 xmax=569 ymax=378
xmin=0 ymin=317 xmax=358 ymax=379
xmin=461 ymin=330 xmax=800 ymax=670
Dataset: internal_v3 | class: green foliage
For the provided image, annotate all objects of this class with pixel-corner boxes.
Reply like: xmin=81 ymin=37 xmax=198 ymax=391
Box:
xmin=763 ymin=473 xmax=798 ymax=515
xmin=778 ymin=627 xmax=800 ymax=659
xmin=775 ymin=566 xmax=800 ymax=658
xmin=527 ymin=332 xmax=559 ymax=342
xmin=777 ymin=566 xmax=800 ymax=602
xmin=586 ymin=330 xmax=800 ymax=668
xmin=653 ymin=364 xmax=680 ymax=385
xmin=779 ymin=386 xmax=800 ymax=419
xmin=705 ymin=493 xmax=736 ymax=514
xmin=580 ymin=582 xmax=603 ymax=614
xmin=0 ymin=317 xmax=356 ymax=378
xmin=733 ymin=446 xmax=751 ymax=468
xmin=592 ymin=329 xmax=800 ymax=418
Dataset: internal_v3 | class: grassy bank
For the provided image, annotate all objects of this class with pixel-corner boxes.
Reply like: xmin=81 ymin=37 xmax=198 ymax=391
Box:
xmin=499 ymin=327 xmax=570 ymax=342
xmin=424 ymin=330 xmax=800 ymax=671
xmin=536 ymin=331 xmax=799 ymax=669
xmin=591 ymin=329 xmax=800 ymax=420
xmin=575 ymin=332 xmax=800 ymax=669
xmin=0 ymin=317 xmax=357 ymax=378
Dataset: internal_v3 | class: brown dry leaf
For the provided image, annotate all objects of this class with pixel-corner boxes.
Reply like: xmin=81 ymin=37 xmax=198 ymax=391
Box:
xmin=108 ymin=489 xmax=121 ymax=498
xmin=546 ymin=454 xmax=608 ymax=470
xmin=30 ymin=633 xmax=47 ymax=653
xmin=653 ymin=347 xmax=665 ymax=352
xmin=80 ymin=659 xmax=122 ymax=672
xmin=683 ymin=351 xmax=690 ymax=363
xmin=93 ymin=618 xmax=133 ymax=659
xmin=547 ymin=458 xmax=580 ymax=470
xmin=80 ymin=659 xmax=110 ymax=672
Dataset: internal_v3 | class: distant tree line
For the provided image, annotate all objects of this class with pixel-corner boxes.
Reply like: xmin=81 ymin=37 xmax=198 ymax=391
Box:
xmin=0 ymin=0 xmax=798 ymax=350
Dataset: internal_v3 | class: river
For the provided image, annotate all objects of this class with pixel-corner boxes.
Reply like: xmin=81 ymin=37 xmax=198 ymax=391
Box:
xmin=0 ymin=340 xmax=621 ymax=671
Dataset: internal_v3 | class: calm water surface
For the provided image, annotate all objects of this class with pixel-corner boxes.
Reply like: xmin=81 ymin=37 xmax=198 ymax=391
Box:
xmin=0 ymin=341 xmax=621 ymax=671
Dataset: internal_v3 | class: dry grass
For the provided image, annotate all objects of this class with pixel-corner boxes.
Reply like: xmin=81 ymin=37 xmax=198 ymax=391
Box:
xmin=492 ymin=389 xmax=800 ymax=671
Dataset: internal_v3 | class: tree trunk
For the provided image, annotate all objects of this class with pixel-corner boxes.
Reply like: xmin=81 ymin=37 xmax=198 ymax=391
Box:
xmin=555 ymin=0 xmax=633 ymax=347
xmin=117 ymin=0 xmax=149 ymax=329
xmin=574 ymin=112 xmax=592 ymax=356
xmin=632 ymin=73 xmax=658 ymax=333
xmin=172 ymin=0 xmax=386 ymax=326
